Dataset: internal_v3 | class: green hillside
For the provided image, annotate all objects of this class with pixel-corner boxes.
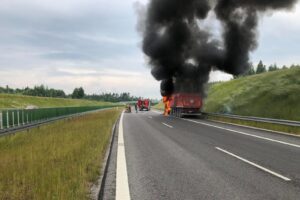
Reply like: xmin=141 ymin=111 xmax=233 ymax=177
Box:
xmin=204 ymin=67 xmax=300 ymax=121
xmin=0 ymin=94 xmax=114 ymax=109
xmin=153 ymin=101 xmax=164 ymax=110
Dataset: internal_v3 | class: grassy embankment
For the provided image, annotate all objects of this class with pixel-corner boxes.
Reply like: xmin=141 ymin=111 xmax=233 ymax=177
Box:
xmin=204 ymin=67 xmax=300 ymax=135
xmin=0 ymin=93 xmax=114 ymax=109
xmin=153 ymin=101 xmax=164 ymax=111
xmin=0 ymin=109 xmax=121 ymax=199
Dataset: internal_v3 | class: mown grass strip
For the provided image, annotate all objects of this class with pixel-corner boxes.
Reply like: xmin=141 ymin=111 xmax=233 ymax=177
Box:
xmin=0 ymin=108 xmax=121 ymax=200
xmin=153 ymin=101 xmax=164 ymax=111
xmin=208 ymin=115 xmax=300 ymax=136
xmin=0 ymin=93 xmax=115 ymax=110
xmin=204 ymin=67 xmax=300 ymax=121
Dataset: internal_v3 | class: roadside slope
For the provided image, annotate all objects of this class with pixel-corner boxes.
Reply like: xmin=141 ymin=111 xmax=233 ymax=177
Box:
xmin=153 ymin=101 xmax=164 ymax=111
xmin=204 ymin=67 xmax=300 ymax=121
xmin=0 ymin=93 xmax=114 ymax=109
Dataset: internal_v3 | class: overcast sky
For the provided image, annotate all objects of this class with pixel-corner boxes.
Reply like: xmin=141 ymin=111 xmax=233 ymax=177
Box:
xmin=0 ymin=0 xmax=300 ymax=98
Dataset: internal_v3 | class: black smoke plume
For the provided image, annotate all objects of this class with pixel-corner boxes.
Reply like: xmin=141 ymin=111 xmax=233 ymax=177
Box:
xmin=140 ymin=0 xmax=298 ymax=97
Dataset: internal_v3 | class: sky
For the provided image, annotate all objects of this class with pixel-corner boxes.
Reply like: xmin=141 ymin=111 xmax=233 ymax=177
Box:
xmin=0 ymin=0 xmax=300 ymax=99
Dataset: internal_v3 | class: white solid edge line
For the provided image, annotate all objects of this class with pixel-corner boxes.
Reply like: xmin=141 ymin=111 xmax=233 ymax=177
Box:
xmin=215 ymin=147 xmax=291 ymax=181
xmin=162 ymin=122 xmax=173 ymax=128
xmin=209 ymin=119 xmax=300 ymax=139
xmin=181 ymin=118 xmax=300 ymax=149
xmin=116 ymin=111 xmax=131 ymax=200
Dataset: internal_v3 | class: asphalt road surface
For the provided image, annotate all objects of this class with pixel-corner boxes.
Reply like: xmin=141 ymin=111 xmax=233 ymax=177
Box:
xmin=102 ymin=110 xmax=300 ymax=200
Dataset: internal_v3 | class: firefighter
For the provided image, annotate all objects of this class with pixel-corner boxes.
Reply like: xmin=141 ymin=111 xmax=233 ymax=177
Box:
xmin=134 ymin=103 xmax=138 ymax=113
xmin=163 ymin=96 xmax=172 ymax=116
xmin=125 ymin=104 xmax=131 ymax=113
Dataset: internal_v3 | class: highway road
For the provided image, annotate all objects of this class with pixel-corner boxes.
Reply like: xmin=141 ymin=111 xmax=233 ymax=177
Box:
xmin=102 ymin=110 xmax=300 ymax=200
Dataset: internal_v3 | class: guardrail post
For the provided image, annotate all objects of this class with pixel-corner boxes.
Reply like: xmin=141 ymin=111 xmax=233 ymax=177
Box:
xmin=22 ymin=110 xmax=25 ymax=125
xmin=7 ymin=111 xmax=9 ymax=128
xmin=0 ymin=112 xmax=2 ymax=130
xmin=12 ymin=111 xmax=15 ymax=127
xmin=17 ymin=110 xmax=20 ymax=126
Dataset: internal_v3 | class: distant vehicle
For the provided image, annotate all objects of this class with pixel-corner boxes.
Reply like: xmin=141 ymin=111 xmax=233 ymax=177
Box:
xmin=137 ymin=99 xmax=151 ymax=111
xmin=169 ymin=93 xmax=202 ymax=117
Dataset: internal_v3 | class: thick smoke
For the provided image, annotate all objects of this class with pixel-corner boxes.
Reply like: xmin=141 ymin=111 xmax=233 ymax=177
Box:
xmin=140 ymin=0 xmax=298 ymax=97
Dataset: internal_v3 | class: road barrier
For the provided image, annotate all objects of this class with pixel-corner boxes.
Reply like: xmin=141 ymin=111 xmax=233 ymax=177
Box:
xmin=0 ymin=105 xmax=118 ymax=130
xmin=204 ymin=112 xmax=300 ymax=127
xmin=0 ymin=112 xmax=2 ymax=129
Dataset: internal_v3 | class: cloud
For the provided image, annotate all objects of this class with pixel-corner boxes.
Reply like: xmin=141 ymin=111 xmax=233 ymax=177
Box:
xmin=0 ymin=0 xmax=156 ymax=93
xmin=251 ymin=3 xmax=300 ymax=66
xmin=76 ymin=33 xmax=138 ymax=45
xmin=55 ymin=67 xmax=142 ymax=77
xmin=0 ymin=66 xmax=160 ymax=98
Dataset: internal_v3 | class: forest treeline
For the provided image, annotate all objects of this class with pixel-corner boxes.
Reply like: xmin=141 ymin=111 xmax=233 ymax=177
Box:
xmin=235 ymin=61 xmax=300 ymax=78
xmin=0 ymin=85 xmax=140 ymax=102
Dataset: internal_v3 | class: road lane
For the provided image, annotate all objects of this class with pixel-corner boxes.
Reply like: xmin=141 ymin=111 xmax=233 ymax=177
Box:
xmin=182 ymin=118 xmax=300 ymax=148
xmin=159 ymin=115 xmax=300 ymax=182
xmin=215 ymin=147 xmax=291 ymax=181
xmin=117 ymin=111 xmax=300 ymax=199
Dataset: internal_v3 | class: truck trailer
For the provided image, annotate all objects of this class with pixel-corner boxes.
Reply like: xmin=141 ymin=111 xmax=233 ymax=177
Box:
xmin=166 ymin=93 xmax=202 ymax=117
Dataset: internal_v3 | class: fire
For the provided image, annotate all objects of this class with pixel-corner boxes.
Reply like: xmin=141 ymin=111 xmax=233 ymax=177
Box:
xmin=163 ymin=96 xmax=171 ymax=116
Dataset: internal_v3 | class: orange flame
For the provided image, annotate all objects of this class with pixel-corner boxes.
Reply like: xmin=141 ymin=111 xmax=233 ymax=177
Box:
xmin=163 ymin=96 xmax=171 ymax=116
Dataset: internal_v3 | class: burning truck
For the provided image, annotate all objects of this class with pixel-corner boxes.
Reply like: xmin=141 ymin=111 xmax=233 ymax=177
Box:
xmin=163 ymin=93 xmax=202 ymax=117
xmin=161 ymin=78 xmax=204 ymax=117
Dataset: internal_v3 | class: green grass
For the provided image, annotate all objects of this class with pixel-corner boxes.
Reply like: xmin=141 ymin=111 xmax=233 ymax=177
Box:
xmin=204 ymin=67 xmax=300 ymax=121
xmin=0 ymin=108 xmax=121 ymax=200
xmin=208 ymin=115 xmax=300 ymax=136
xmin=0 ymin=93 xmax=114 ymax=109
xmin=153 ymin=101 xmax=164 ymax=111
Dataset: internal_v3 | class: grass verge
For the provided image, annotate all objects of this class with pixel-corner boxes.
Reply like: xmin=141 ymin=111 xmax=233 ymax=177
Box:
xmin=0 ymin=93 xmax=115 ymax=109
xmin=204 ymin=67 xmax=300 ymax=121
xmin=208 ymin=115 xmax=300 ymax=136
xmin=0 ymin=108 xmax=121 ymax=200
xmin=153 ymin=101 xmax=164 ymax=111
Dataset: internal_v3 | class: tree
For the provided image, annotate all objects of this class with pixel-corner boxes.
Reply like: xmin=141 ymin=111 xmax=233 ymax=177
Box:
xmin=282 ymin=65 xmax=288 ymax=69
xmin=247 ymin=63 xmax=256 ymax=75
xmin=72 ymin=87 xmax=85 ymax=99
xmin=256 ymin=60 xmax=266 ymax=74
xmin=84 ymin=92 xmax=140 ymax=102
xmin=268 ymin=64 xmax=278 ymax=72
xmin=77 ymin=87 xmax=85 ymax=98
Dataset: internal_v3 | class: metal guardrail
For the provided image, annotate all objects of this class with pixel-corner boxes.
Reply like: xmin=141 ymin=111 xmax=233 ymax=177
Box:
xmin=0 ymin=105 xmax=119 ymax=135
xmin=204 ymin=112 xmax=300 ymax=127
